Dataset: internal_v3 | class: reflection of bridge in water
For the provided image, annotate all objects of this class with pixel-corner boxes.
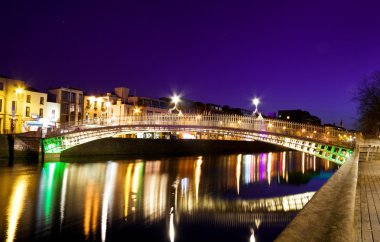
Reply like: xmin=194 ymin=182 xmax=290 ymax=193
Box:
xmin=43 ymin=114 xmax=355 ymax=164
xmin=175 ymin=191 xmax=315 ymax=227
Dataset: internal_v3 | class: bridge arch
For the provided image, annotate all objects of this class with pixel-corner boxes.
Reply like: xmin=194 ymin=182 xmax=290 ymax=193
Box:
xmin=43 ymin=114 xmax=354 ymax=164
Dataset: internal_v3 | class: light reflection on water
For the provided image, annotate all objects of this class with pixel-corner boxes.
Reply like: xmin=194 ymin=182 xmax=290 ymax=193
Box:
xmin=5 ymin=176 xmax=28 ymax=242
xmin=0 ymin=151 xmax=337 ymax=242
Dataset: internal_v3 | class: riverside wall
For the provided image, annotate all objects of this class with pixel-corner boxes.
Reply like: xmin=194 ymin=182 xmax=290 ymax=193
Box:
xmin=0 ymin=135 xmax=8 ymax=158
xmin=0 ymin=134 xmax=40 ymax=160
xmin=275 ymin=151 xmax=359 ymax=242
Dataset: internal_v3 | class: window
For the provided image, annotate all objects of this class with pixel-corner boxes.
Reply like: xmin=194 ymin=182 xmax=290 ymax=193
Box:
xmin=61 ymin=103 xmax=69 ymax=115
xmin=61 ymin=91 xmax=70 ymax=102
xmin=52 ymin=110 xmax=56 ymax=119
xmin=25 ymin=107 xmax=30 ymax=117
xmin=39 ymin=108 xmax=43 ymax=118
xmin=27 ymin=95 xmax=31 ymax=103
xmin=12 ymin=101 xmax=16 ymax=112
xmin=0 ymin=82 xmax=3 ymax=90
xmin=78 ymin=94 xmax=83 ymax=104
xmin=0 ymin=99 xmax=2 ymax=112
xmin=70 ymin=93 xmax=76 ymax=103
xmin=70 ymin=103 xmax=75 ymax=112
xmin=40 ymin=97 xmax=44 ymax=105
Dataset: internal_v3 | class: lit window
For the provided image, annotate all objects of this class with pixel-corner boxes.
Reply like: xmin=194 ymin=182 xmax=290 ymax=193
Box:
xmin=12 ymin=101 xmax=16 ymax=112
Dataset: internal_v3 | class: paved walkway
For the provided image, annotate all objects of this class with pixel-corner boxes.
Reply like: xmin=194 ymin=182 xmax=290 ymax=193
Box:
xmin=355 ymin=158 xmax=380 ymax=242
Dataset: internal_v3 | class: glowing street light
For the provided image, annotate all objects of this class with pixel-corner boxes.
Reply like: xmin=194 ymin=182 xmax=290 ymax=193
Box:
xmin=172 ymin=94 xmax=180 ymax=106
xmin=133 ymin=106 xmax=141 ymax=114
xmin=252 ymin=97 xmax=263 ymax=119
xmin=169 ymin=94 xmax=182 ymax=116
xmin=15 ymin=87 xmax=24 ymax=95
xmin=252 ymin=98 xmax=259 ymax=114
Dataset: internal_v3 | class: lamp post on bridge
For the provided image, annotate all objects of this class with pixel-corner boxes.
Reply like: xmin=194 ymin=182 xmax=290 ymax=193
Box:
xmin=252 ymin=97 xmax=263 ymax=120
xmin=169 ymin=94 xmax=183 ymax=116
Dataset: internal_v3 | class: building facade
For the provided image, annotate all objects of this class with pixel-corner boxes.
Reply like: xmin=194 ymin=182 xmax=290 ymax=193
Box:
xmin=127 ymin=96 xmax=168 ymax=115
xmin=0 ymin=76 xmax=26 ymax=133
xmin=46 ymin=102 xmax=60 ymax=126
xmin=84 ymin=93 xmax=116 ymax=123
xmin=84 ymin=87 xmax=169 ymax=124
xmin=0 ymin=76 xmax=59 ymax=134
xmin=48 ymin=87 xmax=84 ymax=125
xmin=21 ymin=89 xmax=48 ymax=132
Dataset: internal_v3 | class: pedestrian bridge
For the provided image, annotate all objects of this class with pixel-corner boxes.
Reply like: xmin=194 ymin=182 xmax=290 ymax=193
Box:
xmin=43 ymin=114 xmax=355 ymax=165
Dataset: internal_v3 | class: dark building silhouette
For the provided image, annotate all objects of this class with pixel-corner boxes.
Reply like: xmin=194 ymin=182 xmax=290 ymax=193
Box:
xmin=277 ymin=109 xmax=321 ymax=125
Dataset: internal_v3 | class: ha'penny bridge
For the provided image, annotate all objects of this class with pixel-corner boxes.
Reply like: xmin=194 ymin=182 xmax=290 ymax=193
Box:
xmin=43 ymin=114 xmax=355 ymax=164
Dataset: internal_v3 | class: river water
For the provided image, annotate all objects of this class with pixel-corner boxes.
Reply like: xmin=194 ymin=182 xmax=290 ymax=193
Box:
xmin=0 ymin=151 xmax=338 ymax=242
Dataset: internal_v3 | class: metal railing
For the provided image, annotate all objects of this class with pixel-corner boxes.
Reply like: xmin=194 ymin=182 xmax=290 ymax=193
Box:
xmin=46 ymin=114 xmax=356 ymax=147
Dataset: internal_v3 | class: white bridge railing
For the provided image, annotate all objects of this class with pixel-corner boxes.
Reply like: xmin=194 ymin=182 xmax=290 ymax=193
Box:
xmin=47 ymin=114 xmax=355 ymax=148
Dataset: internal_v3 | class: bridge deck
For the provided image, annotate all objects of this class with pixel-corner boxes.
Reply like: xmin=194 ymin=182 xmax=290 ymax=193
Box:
xmin=355 ymin=156 xmax=380 ymax=242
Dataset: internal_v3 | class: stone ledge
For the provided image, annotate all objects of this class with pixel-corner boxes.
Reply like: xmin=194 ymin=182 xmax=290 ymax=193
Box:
xmin=275 ymin=152 xmax=359 ymax=242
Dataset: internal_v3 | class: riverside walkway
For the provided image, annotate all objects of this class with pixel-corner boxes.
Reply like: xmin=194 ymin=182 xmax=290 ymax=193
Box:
xmin=355 ymin=153 xmax=380 ymax=242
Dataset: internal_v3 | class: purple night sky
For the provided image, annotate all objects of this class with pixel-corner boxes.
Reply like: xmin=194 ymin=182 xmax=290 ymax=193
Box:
xmin=1 ymin=1 xmax=380 ymax=129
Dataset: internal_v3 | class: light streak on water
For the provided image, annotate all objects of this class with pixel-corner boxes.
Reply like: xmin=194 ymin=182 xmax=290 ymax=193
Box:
xmin=101 ymin=162 xmax=118 ymax=242
xmin=236 ymin=154 xmax=241 ymax=194
xmin=6 ymin=176 xmax=28 ymax=242
xmin=195 ymin=156 xmax=202 ymax=202
xmin=60 ymin=166 xmax=69 ymax=230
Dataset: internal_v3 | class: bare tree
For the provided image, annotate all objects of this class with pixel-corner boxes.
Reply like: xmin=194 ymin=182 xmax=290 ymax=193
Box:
xmin=355 ymin=71 xmax=380 ymax=135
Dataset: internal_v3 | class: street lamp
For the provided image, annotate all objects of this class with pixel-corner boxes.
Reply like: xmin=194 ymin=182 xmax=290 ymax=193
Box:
xmin=133 ymin=106 xmax=141 ymax=115
xmin=252 ymin=98 xmax=259 ymax=114
xmin=252 ymin=97 xmax=263 ymax=120
xmin=169 ymin=94 xmax=182 ymax=116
